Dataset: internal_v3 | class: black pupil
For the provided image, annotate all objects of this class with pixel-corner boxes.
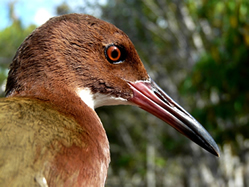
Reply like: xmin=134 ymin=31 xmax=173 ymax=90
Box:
xmin=111 ymin=50 xmax=119 ymax=59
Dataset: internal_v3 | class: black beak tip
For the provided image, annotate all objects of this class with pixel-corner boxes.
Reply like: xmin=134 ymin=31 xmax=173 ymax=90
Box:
xmin=196 ymin=132 xmax=220 ymax=157
xmin=203 ymin=145 xmax=220 ymax=157
xmin=209 ymin=142 xmax=220 ymax=157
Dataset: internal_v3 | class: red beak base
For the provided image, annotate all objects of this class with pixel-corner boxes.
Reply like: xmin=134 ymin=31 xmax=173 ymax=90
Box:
xmin=128 ymin=79 xmax=220 ymax=157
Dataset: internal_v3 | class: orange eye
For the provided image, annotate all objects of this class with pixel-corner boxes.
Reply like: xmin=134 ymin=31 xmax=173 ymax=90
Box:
xmin=107 ymin=46 xmax=121 ymax=61
xmin=105 ymin=45 xmax=126 ymax=64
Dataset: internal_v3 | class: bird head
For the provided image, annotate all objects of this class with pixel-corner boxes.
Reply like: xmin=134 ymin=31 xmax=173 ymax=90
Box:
xmin=6 ymin=14 xmax=219 ymax=157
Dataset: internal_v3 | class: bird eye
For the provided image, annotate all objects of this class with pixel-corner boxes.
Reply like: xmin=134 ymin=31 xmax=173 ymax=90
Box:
xmin=105 ymin=45 xmax=126 ymax=64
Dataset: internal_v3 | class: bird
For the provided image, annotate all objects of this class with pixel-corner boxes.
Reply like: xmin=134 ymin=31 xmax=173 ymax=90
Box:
xmin=0 ymin=14 xmax=219 ymax=186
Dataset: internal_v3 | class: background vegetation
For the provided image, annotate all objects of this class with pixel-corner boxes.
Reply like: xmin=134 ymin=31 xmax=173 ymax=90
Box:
xmin=1 ymin=0 xmax=249 ymax=186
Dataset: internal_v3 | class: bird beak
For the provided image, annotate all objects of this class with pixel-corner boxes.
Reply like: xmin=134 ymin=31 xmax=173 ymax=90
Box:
xmin=128 ymin=79 xmax=220 ymax=157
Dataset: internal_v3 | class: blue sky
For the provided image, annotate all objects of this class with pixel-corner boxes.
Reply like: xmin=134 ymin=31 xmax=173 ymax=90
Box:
xmin=0 ymin=0 xmax=106 ymax=30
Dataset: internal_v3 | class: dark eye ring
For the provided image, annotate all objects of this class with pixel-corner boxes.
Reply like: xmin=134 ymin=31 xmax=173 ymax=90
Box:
xmin=105 ymin=44 xmax=126 ymax=64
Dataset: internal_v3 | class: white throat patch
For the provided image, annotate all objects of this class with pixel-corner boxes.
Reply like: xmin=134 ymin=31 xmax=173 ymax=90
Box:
xmin=76 ymin=88 xmax=129 ymax=109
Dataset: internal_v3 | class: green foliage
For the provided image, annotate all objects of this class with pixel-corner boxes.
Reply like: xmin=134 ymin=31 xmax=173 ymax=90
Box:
xmin=56 ymin=2 xmax=71 ymax=15
xmin=0 ymin=22 xmax=36 ymax=59
xmin=0 ymin=12 xmax=36 ymax=96
xmin=181 ymin=0 xmax=249 ymax=146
